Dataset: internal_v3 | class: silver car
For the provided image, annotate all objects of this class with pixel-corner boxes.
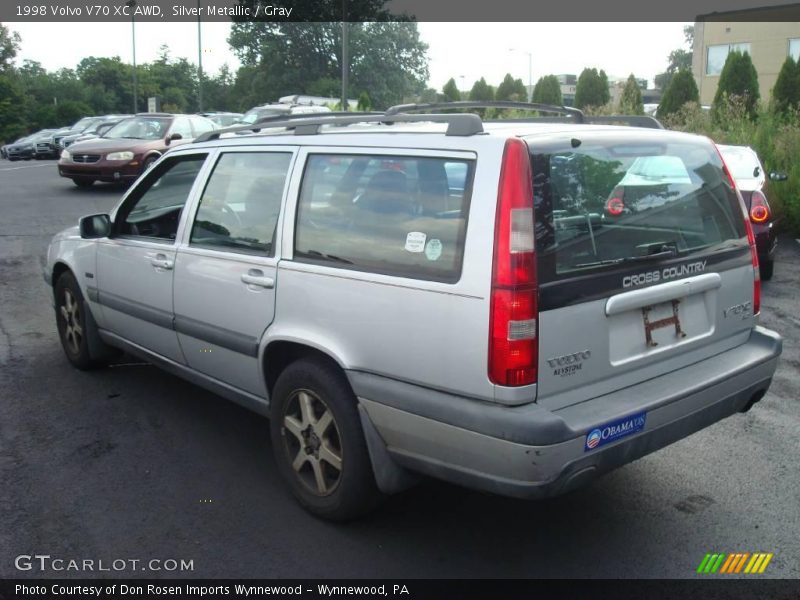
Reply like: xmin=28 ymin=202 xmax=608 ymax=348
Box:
xmin=45 ymin=106 xmax=782 ymax=520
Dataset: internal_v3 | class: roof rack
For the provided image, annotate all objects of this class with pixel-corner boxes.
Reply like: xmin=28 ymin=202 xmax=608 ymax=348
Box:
xmin=385 ymin=101 xmax=585 ymax=123
xmin=490 ymin=114 xmax=664 ymax=129
xmin=193 ymin=112 xmax=484 ymax=143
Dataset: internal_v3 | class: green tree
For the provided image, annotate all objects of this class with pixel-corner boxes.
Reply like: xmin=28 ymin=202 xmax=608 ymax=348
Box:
xmin=657 ymin=69 xmax=699 ymax=118
xmin=618 ymin=74 xmax=644 ymax=115
xmin=532 ymin=75 xmax=562 ymax=105
xmin=574 ymin=68 xmax=609 ymax=109
xmin=0 ymin=24 xmax=21 ymax=72
xmin=495 ymin=73 xmax=527 ymax=101
xmin=655 ymin=25 xmax=694 ymax=91
xmin=469 ymin=77 xmax=494 ymax=102
xmin=229 ymin=13 xmax=428 ymax=110
xmin=713 ymin=50 xmax=760 ymax=120
xmin=357 ymin=91 xmax=372 ymax=111
xmin=442 ymin=78 xmax=461 ymax=102
xmin=771 ymin=56 xmax=800 ymax=114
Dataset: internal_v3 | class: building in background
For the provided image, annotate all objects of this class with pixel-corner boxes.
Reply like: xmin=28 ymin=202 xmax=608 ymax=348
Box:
xmin=693 ymin=5 xmax=800 ymax=106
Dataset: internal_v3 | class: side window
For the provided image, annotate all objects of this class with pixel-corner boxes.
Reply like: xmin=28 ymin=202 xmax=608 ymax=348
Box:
xmin=190 ymin=152 xmax=292 ymax=255
xmin=295 ymin=154 xmax=474 ymax=283
xmin=116 ymin=154 xmax=207 ymax=241
xmin=191 ymin=117 xmax=215 ymax=136
xmin=170 ymin=117 xmax=193 ymax=139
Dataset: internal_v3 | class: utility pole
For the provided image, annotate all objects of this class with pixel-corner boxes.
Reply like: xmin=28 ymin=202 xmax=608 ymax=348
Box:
xmin=341 ymin=0 xmax=348 ymax=111
xmin=127 ymin=0 xmax=138 ymax=113
xmin=197 ymin=0 xmax=204 ymax=112
xmin=509 ymin=48 xmax=533 ymax=101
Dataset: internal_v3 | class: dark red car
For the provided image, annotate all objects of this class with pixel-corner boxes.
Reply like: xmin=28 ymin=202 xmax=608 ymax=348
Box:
xmin=58 ymin=113 xmax=216 ymax=187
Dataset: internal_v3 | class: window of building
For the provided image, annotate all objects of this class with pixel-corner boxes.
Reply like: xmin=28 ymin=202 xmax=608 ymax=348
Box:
xmin=706 ymin=43 xmax=751 ymax=76
xmin=789 ymin=39 xmax=800 ymax=61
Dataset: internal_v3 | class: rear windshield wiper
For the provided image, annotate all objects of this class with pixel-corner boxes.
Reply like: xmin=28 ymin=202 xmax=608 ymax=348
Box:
xmin=571 ymin=249 xmax=678 ymax=269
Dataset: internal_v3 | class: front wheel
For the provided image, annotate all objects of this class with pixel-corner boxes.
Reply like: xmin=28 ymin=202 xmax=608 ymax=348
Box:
xmin=54 ymin=272 xmax=95 ymax=369
xmin=270 ymin=358 xmax=383 ymax=521
xmin=142 ymin=155 xmax=158 ymax=173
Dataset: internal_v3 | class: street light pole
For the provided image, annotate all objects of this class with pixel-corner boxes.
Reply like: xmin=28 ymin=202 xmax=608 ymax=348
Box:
xmin=509 ymin=48 xmax=532 ymax=101
xmin=127 ymin=0 xmax=138 ymax=113
xmin=341 ymin=0 xmax=348 ymax=111
xmin=197 ymin=0 xmax=203 ymax=112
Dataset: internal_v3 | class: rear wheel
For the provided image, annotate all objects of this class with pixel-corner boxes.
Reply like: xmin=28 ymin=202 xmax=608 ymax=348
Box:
xmin=55 ymin=272 xmax=95 ymax=370
xmin=270 ymin=358 xmax=382 ymax=521
xmin=72 ymin=179 xmax=95 ymax=188
xmin=760 ymin=258 xmax=774 ymax=281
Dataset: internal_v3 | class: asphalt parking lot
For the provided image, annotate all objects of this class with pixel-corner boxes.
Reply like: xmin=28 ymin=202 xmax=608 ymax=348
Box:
xmin=0 ymin=161 xmax=798 ymax=579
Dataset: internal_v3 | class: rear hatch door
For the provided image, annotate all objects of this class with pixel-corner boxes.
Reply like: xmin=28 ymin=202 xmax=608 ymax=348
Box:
xmin=529 ymin=130 xmax=756 ymax=410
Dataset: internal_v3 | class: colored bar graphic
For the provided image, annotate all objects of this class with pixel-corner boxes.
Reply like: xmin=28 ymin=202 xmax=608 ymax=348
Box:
xmin=758 ymin=553 xmax=773 ymax=573
xmin=696 ymin=554 xmax=712 ymax=574
xmin=697 ymin=552 xmax=773 ymax=574
xmin=711 ymin=554 xmax=726 ymax=573
xmin=734 ymin=553 xmax=750 ymax=573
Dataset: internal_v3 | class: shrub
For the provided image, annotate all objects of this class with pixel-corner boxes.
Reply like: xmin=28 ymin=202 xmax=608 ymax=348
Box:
xmin=713 ymin=51 xmax=760 ymax=121
xmin=658 ymin=70 xmax=699 ymax=119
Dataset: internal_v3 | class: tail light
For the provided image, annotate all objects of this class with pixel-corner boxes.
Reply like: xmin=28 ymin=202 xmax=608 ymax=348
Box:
xmin=606 ymin=187 xmax=625 ymax=216
xmin=749 ymin=190 xmax=770 ymax=223
xmin=714 ymin=143 xmax=760 ymax=316
xmin=489 ymin=138 xmax=538 ymax=387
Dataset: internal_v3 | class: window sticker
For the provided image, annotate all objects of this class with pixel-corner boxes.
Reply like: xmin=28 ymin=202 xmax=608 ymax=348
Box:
xmin=405 ymin=231 xmax=427 ymax=253
xmin=425 ymin=239 xmax=443 ymax=261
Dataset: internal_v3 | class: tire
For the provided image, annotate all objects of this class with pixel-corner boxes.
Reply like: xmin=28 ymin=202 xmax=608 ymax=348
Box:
xmin=54 ymin=272 xmax=96 ymax=370
xmin=142 ymin=155 xmax=158 ymax=173
xmin=72 ymin=178 xmax=95 ymax=188
xmin=760 ymin=258 xmax=774 ymax=281
xmin=270 ymin=358 xmax=383 ymax=521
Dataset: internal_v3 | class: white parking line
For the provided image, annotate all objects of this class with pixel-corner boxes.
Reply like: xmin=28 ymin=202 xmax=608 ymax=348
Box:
xmin=0 ymin=163 xmax=55 ymax=172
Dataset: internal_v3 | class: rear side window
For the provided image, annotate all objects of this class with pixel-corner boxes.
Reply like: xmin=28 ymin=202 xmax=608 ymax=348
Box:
xmin=294 ymin=154 xmax=474 ymax=282
xmin=530 ymin=135 xmax=746 ymax=281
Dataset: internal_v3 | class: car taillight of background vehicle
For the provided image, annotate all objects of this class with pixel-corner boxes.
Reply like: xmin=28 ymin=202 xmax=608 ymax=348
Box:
xmin=488 ymin=138 xmax=538 ymax=387
xmin=715 ymin=143 xmax=760 ymax=316
xmin=749 ymin=190 xmax=770 ymax=224
xmin=606 ymin=188 xmax=625 ymax=216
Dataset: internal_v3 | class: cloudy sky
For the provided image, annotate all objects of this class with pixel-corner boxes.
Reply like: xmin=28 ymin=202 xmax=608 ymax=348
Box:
xmin=8 ymin=22 xmax=690 ymax=90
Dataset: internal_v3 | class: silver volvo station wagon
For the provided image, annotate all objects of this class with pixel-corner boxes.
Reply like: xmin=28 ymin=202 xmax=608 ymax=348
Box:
xmin=45 ymin=102 xmax=783 ymax=520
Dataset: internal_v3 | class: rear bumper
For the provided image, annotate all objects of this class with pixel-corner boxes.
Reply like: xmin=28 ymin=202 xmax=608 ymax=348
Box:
xmin=753 ymin=222 xmax=777 ymax=261
xmin=352 ymin=327 xmax=782 ymax=498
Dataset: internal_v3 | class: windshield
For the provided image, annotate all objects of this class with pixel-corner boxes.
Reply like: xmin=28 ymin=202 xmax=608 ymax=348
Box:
xmin=72 ymin=117 xmax=94 ymax=131
xmin=530 ymin=134 xmax=745 ymax=279
xmin=719 ymin=146 xmax=761 ymax=181
xmin=240 ymin=108 xmax=287 ymax=125
xmin=105 ymin=117 xmax=170 ymax=140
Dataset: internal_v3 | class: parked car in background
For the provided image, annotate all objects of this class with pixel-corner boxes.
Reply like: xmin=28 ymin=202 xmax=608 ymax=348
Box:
xmin=58 ymin=113 xmax=216 ymax=187
xmin=8 ymin=130 xmax=56 ymax=161
xmin=61 ymin=115 xmax=132 ymax=149
xmin=51 ymin=116 xmax=107 ymax=153
xmin=237 ymin=103 xmax=331 ymax=125
xmin=718 ymin=144 xmax=784 ymax=280
xmin=198 ymin=111 xmax=243 ymax=128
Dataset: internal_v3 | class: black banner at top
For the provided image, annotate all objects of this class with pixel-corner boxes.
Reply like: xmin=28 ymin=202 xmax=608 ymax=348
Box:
xmin=2 ymin=0 xmax=800 ymax=22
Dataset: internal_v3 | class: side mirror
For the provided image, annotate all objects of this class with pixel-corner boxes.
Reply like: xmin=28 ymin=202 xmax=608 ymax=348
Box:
xmin=79 ymin=213 xmax=111 ymax=239
xmin=165 ymin=132 xmax=182 ymax=145
xmin=769 ymin=171 xmax=788 ymax=182
xmin=753 ymin=166 xmax=761 ymax=178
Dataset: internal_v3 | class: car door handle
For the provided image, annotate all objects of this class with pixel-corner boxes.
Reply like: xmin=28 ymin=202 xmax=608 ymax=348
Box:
xmin=150 ymin=254 xmax=174 ymax=270
xmin=241 ymin=270 xmax=274 ymax=289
